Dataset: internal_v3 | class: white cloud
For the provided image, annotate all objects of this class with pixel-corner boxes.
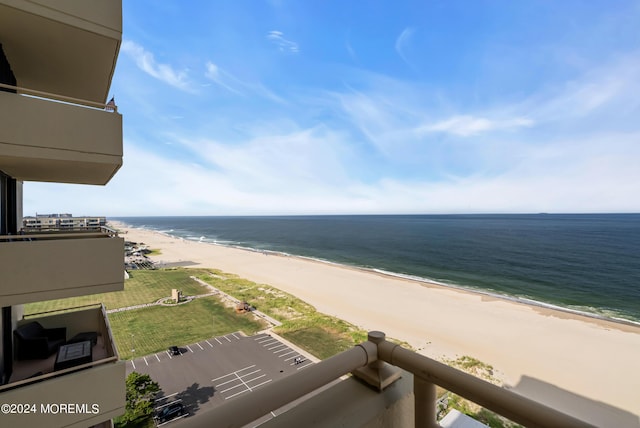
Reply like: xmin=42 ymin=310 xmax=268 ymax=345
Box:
xmin=204 ymin=61 xmax=242 ymax=94
xmin=121 ymin=40 xmax=192 ymax=91
xmin=395 ymin=27 xmax=415 ymax=67
xmin=267 ymin=31 xmax=300 ymax=53
xmin=418 ymin=115 xmax=534 ymax=137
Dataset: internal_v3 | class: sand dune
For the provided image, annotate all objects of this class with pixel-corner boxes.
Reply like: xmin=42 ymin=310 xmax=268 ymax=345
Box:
xmin=117 ymin=223 xmax=640 ymax=427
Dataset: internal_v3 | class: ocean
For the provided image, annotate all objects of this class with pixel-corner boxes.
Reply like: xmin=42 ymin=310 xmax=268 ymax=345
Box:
xmin=112 ymin=214 xmax=640 ymax=325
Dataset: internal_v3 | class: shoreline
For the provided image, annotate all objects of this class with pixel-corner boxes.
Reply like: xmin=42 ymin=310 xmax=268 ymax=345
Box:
xmin=113 ymin=221 xmax=640 ymax=425
xmin=131 ymin=224 xmax=640 ymax=331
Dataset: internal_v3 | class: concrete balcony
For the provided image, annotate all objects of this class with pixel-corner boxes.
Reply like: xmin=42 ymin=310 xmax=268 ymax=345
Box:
xmin=179 ymin=332 xmax=597 ymax=428
xmin=0 ymin=0 xmax=121 ymax=104
xmin=0 ymin=304 xmax=125 ymax=428
xmin=0 ymin=89 xmax=122 ymax=184
xmin=0 ymin=229 xmax=124 ymax=307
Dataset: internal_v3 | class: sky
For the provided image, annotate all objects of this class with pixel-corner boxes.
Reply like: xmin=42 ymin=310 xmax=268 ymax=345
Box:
xmin=24 ymin=0 xmax=640 ymax=216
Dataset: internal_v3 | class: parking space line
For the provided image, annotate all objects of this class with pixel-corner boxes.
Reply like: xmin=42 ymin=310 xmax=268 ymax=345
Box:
xmin=155 ymin=392 xmax=179 ymax=402
xmin=233 ymin=371 xmax=252 ymax=391
xmin=196 ymin=343 xmax=204 ymax=350
xmin=186 ymin=345 xmax=193 ymax=353
xmin=251 ymin=378 xmax=273 ymax=389
xmin=267 ymin=343 xmax=286 ymax=351
xmin=212 ymin=364 xmax=256 ymax=382
xmin=261 ymin=339 xmax=278 ymax=347
xmin=224 ymin=388 xmax=250 ymax=400
xmin=273 ymin=347 xmax=291 ymax=354
xmin=220 ymin=382 xmax=245 ymax=393
xmin=224 ymin=335 xmax=231 ymax=342
xmin=297 ymin=363 xmax=313 ymax=370
xmin=284 ymin=355 xmax=300 ymax=361
xmin=254 ymin=335 xmax=269 ymax=341
xmin=256 ymin=337 xmax=274 ymax=344
xmin=215 ymin=337 xmax=222 ymax=344
xmin=238 ymin=369 xmax=261 ymax=378
xmin=232 ymin=332 xmax=240 ymax=340
xmin=205 ymin=340 xmax=213 ymax=347
xmin=143 ymin=356 xmax=149 ymax=366
xmin=155 ymin=398 xmax=181 ymax=410
xmin=155 ymin=354 xmax=161 ymax=362
xmin=216 ymin=377 xmax=242 ymax=388
xmin=166 ymin=350 xmax=172 ymax=359
xmin=279 ymin=350 xmax=296 ymax=358
xmin=131 ymin=360 xmax=136 ymax=370
xmin=245 ymin=374 xmax=266 ymax=384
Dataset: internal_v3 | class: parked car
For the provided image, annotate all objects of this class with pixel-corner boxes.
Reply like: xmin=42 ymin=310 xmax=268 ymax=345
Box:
xmin=169 ymin=345 xmax=180 ymax=356
xmin=155 ymin=401 xmax=186 ymax=423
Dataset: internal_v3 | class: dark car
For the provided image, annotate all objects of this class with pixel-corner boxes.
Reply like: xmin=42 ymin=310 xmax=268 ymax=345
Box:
xmin=155 ymin=402 xmax=186 ymax=423
xmin=169 ymin=345 xmax=180 ymax=356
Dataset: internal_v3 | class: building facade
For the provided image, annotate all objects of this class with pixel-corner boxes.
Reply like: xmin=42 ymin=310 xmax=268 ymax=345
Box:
xmin=0 ymin=1 xmax=125 ymax=427
xmin=23 ymin=214 xmax=107 ymax=232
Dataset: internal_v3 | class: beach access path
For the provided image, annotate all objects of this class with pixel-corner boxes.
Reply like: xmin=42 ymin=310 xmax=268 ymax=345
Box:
xmin=116 ymin=223 xmax=640 ymax=427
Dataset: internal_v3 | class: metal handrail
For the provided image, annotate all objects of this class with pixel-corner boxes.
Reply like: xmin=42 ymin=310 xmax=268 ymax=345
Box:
xmin=0 ymin=82 xmax=117 ymax=112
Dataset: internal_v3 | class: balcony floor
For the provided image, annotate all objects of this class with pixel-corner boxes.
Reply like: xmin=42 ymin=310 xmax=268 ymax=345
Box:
xmin=10 ymin=335 xmax=109 ymax=384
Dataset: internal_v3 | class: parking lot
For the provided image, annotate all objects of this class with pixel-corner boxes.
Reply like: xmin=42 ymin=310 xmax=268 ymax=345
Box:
xmin=125 ymin=332 xmax=314 ymax=423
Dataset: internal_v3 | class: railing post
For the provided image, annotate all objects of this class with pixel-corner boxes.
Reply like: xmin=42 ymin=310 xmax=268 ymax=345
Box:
xmin=352 ymin=331 xmax=402 ymax=391
xmin=414 ymin=375 xmax=440 ymax=428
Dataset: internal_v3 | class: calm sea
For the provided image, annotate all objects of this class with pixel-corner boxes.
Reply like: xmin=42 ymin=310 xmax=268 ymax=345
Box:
xmin=112 ymin=214 xmax=640 ymax=324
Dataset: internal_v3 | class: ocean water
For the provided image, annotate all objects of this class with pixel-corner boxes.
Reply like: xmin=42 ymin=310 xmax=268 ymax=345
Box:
xmin=113 ymin=214 xmax=640 ymax=324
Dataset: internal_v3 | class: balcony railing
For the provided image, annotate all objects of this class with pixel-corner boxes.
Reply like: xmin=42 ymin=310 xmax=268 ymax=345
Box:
xmin=180 ymin=331 xmax=596 ymax=428
xmin=0 ymin=229 xmax=124 ymax=306
xmin=0 ymin=85 xmax=122 ymax=185
xmin=0 ymin=304 xmax=125 ymax=428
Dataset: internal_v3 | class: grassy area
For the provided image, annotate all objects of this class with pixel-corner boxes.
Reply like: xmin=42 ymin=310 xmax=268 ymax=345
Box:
xmin=147 ymin=248 xmax=162 ymax=256
xmin=24 ymin=268 xmax=213 ymax=315
xmin=441 ymin=356 xmax=522 ymax=428
xmin=110 ymin=296 xmax=267 ymax=360
xmin=194 ymin=270 xmax=368 ymax=359
xmin=24 ymin=267 xmax=371 ymax=361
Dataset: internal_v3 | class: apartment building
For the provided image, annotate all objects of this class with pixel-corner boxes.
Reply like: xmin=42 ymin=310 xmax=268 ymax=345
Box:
xmin=0 ymin=1 xmax=125 ymax=427
xmin=23 ymin=214 xmax=107 ymax=231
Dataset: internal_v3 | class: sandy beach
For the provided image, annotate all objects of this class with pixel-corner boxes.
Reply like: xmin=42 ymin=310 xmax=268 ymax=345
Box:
xmin=116 ymin=222 xmax=640 ymax=427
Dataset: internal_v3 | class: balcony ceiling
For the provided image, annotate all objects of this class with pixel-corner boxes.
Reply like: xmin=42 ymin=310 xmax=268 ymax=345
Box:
xmin=0 ymin=0 xmax=121 ymax=104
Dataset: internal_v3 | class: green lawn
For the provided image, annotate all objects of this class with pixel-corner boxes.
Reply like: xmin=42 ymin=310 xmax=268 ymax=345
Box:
xmin=194 ymin=270 xmax=368 ymax=359
xmin=23 ymin=267 xmax=370 ymax=361
xmin=24 ymin=268 xmax=213 ymax=315
xmin=110 ymin=296 xmax=267 ymax=360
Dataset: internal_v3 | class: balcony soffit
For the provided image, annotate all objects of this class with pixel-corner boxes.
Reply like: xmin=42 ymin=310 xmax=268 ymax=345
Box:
xmin=0 ymin=2 xmax=121 ymax=104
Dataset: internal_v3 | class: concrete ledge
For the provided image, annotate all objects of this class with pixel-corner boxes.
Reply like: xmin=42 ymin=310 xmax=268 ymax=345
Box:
xmin=258 ymin=370 xmax=414 ymax=428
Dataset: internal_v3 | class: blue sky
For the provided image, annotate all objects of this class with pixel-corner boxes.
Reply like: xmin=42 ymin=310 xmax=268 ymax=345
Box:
xmin=24 ymin=0 xmax=640 ymax=216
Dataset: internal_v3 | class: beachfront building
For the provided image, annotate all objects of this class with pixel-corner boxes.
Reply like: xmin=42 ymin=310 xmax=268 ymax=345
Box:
xmin=23 ymin=214 xmax=107 ymax=232
xmin=0 ymin=1 xmax=125 ymax=427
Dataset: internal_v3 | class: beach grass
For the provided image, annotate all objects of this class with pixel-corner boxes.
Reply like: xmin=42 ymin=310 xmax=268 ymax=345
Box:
xmin=23 ymin=268 xmax=214 ymax=315
xmin=110 ymin=296 xmax=267 ymax=360
xmin=23 ymin=267 xmax=370 ymax=361
xmin=194 ymin=270 xmax=369 ymax=359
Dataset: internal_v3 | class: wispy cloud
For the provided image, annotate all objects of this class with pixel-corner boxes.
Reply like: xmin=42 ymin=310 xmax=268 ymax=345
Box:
xmin=204 ymin=61 xmax=242 ymax=94
xmin=395 ymin=27 xmax=415 ymax=67
xmin=121 ymin=40 xmax=192 ymax=91
xmin=267 ymin=31 xmax=300 ymax=54
xmin=418 ymin=115 xmax=534 ymax=137
xmin=204 ymin=61 xmax=286 ymax=103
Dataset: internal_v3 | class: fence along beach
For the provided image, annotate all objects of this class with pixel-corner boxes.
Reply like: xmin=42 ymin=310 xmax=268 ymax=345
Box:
xmin=114 ymin=221 xmax=640 ymax=427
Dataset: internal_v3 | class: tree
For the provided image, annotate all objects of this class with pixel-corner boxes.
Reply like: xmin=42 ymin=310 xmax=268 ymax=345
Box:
xmin=115 ymin=372 xmax=160 ymax=427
